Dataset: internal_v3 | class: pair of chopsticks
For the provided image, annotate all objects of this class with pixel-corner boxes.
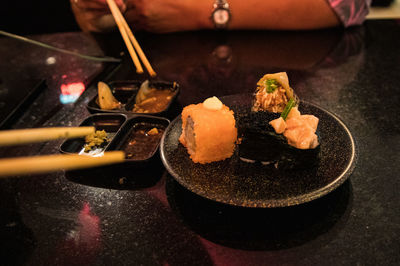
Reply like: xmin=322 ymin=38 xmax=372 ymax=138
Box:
xmin=0 ymin=127 xmax=125 ymax=177
xmin=106 ymin=0 xmax=156 ymax=77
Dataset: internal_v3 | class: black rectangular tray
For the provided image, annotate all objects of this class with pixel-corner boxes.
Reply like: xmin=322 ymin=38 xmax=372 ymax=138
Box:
xmin=60 ymin=113 xmax=170 ymax=166
xmin=86 ymin=80 xmax=179 ymax=116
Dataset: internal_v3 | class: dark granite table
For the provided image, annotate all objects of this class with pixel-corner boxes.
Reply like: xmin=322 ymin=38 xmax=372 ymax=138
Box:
xmin=0 ymin=20 xmax=399 ymax=265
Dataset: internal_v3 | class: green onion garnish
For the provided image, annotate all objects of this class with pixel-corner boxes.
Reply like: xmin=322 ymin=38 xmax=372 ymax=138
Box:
xmin=281 ymin=98 xmax=295 ymax=120
xmin=264 ymin=79 xmax=279 ymax=93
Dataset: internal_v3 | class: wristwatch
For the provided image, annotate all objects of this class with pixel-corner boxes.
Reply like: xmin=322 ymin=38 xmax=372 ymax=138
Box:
xmin=211 ymin=0 xmax=231 ymax=29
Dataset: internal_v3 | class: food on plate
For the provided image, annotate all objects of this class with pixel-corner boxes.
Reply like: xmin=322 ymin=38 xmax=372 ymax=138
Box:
xmin=133 ymin=80 xmax=176 ymax=113
xmin=252 ymin=72 xmax=298 ymax=113
xmin=269 ymin=102 xmax=319 ymax=149
xmin=84 ymin=130 xmax=109 ymax=152
xmin=251 ymin=72 xmax=319 ymax=149
xmin=238 ymin=73 xmax=320 ymax=168
xmin=179 ymin=96 xmax=237 ymax=164
xmin=121 ymin=123 xmax=165 ymax=160
xmin=97 ymin=82 xmax=121 ymax=110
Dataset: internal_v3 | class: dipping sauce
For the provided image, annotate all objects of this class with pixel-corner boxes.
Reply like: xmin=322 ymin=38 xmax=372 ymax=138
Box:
xmin=121 ymin=123 xmax=165 ymax=160
xmin=132 ymin=89 xmax=175 ymax=113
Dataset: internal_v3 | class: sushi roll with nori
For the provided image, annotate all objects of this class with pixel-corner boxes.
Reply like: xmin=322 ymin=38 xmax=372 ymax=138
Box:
xmin=179 ymin=97 xmax=238 ymax=164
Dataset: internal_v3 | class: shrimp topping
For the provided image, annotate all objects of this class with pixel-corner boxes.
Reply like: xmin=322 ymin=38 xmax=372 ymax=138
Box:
xmin=269 ymin=107 xmax=319 ymax=149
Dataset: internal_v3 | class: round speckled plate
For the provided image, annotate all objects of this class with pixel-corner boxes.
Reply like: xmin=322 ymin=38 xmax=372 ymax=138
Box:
xmin=160 ymin=93 xmax=357 ymax=208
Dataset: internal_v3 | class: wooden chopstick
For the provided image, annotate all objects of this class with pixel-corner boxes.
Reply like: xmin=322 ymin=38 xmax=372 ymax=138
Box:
xmin=0 ymin=127 xmax=95 ymax=147
xmin=0 ymin=151 xmax=125 ymax=177
xmin=106 ymin=0 xmax=157 ymax=77
xmin=106 ymin=0 xmax=143 ymax=74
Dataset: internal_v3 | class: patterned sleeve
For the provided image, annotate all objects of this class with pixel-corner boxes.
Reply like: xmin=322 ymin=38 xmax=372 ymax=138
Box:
xmin=326 ymin=0 xmax=372 ymax=27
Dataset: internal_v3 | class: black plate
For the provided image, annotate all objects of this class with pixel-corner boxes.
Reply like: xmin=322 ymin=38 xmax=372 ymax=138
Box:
xmin=60 ymin=113 xmax=127 ymax=156
xmin=86 ymin=80 xmax=179 ymax=116
xmin=160 ymin=93 xmax=357 ymax=208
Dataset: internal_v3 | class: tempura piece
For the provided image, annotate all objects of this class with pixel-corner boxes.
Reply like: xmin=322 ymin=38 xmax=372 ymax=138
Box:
xmin=135 ymin=80 xmax=152 ymax=104
xmin=133 ymin=80 xmax=175 ymax=113
xmin=98 ymin=82 xmax=121 ymax=110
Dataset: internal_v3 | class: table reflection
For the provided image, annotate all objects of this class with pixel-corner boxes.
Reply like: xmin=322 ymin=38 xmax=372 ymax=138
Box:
xmin=102 ymin=27 xmax=365 ymax=108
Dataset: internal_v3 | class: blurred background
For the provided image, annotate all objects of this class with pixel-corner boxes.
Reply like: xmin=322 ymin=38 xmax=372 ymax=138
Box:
xmin=1 ymin=1 xmax=80 ymax=34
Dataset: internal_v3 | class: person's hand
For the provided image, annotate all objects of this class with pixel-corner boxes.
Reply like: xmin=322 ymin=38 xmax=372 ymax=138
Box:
xmin=70 ymin=0 xmax=127 ymax=32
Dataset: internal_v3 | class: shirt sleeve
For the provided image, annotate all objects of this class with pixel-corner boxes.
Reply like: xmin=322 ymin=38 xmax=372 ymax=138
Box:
xmin=326 ymin=0 xmax=372 ymax=27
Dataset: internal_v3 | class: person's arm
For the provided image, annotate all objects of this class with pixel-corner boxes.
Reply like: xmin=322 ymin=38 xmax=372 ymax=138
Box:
xmin=71 ymin=0 xmax=367 ymax=33
xmin=123 ymin=0 xmax=340 ymax=33
xmin=70 ymin=0 xmax=127 ymax=32
xmin=229 ymin=0 xmax=341 ymax=30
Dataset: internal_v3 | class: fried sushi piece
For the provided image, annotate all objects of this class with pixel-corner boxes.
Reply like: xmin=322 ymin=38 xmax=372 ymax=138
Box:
xmin=252 ymin=72 xmax=299 ymax=113
xmin=179 ymin=97 xmax=237 ymax=164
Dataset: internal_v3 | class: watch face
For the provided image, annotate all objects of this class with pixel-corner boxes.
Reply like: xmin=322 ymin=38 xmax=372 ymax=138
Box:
xmin=213 ymin=9 xmax=229 ymax=25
